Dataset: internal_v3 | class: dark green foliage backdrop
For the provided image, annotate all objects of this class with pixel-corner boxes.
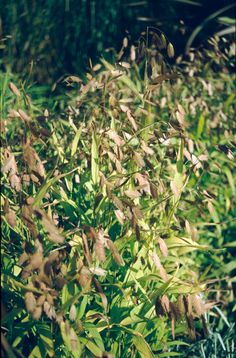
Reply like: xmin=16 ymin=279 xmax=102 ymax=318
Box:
xmin=0 ymin=0 xmax=235 ymax=82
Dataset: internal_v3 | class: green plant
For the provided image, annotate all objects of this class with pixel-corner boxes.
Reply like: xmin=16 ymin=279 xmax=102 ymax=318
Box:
xmin=1 ymin=32 xmax=235 ymax=357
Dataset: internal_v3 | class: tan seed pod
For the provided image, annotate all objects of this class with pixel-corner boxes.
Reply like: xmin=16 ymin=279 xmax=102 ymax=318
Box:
xmin=9 ymin=82 xmax=21 ymax=97
xmin=77 ymin=266 xmax=92 ymax=289
xmin=46 ymin=294 xmax=54 ymax=305
xmin=159 ymin=265 xmax=168 ymax=282
xmin=167 ymin=43 xmax=175 ymax=58
xmin=150 ymin=251 xmax=161 ymax=268
xmin=107 ymin=130 xmax=125 ymax=146
xmin=169 ymin=302 xmax=181 ymax=320
xmin=30 ymin=252 xmax=43 ymax=270
xmin=127 ymin=110 xmax=138 ymax=131
xmin=92 ymin=63 xmax=102 ymax=72
xmin=9 ymin=173 xmax=21 ymax=192
xmin=123 ymin=37 xmax=128 ymax=48
xmin=3 ymin=198 xmax=9 ymax=214
xmin=94 ymin=239 xmax=106 ymax=263
xmin=106 ymin=239 xmax=124 ymax=265
xmin=69 ymin=304 xmax=77 ymax=321
xmin=187 ymin=295 xmax=193 ymax=315
xmin=37 ymin=295 xmax=46 ymax=307
xmin=22 ymin=174 xmax=30 ymax=186
xmin=93 ymin=277 xmax=108 ymax=312
xmin=118 ymin=61 xmax=131 ymax=69
xmin=34 ymin=208 xmax=64 ymax=244
xmin=39 ymin=282 xmax=47 ymax=291
xmin=160 ymin=33 xmax=167 ymax=49
xmin=8 ymin=109 xmax=21 ymax=118
xmin=18 ymin=109 xmax=31 ymax=122
xmin=177 ymin=103 xmax=185 ymax=115
xmin=26 ymin=197 xmax=35 ymax=205
xmin=141 ymin=141 xmax=154 ymax=156
xmin=70 ymin=327 xmax=79 ymax=351
xmin=5 ymin=210 xmax=16 ymax=228
xmin=18 ymin=252 xmax=29 ymax=266
xmin=150 ymin=182 xmax=158 ymax=198
xmin=132 ymin=206 xmax=143 ymax=221
xmin=124 ymin=189 xmax=141 ymax=200
xmin=48 ymin=251 xmax=59 ymax=264
xmin=25 ymin=292 xmax=36 ymax=313
xmin=44 ymin=109 xmax=49 ymax=117
xmin=183 ymin=295 xmax=189 ymax=314
xmin=186 ymin=314 xmax=196 ymax=340
xmin=112 ymin=108 xmax=119 ymax=118
xmin=133 ymin=152 xmax=145 ymax=168
xmin=171 ymin=317 xmax=176 ymax=340
xmin=43 ymin=301 xmax=56 ymax=320
xmin=112 ymin=196 xmax=124 ymax=211
xmin=202 ymin=301 xmax=215 ymax=313
xmin=109 ymin=95 xmax=116 ymax=108
xmin=23 ymin=143 xmax=46 ymax=178
xmin=158 ymin=238 xmax=168 ymax=257
xmin=176 ymin=295 xmax=185 ymax=316
xmin=114 ymin=209 xmax=125 ymax=225
xmin=130 ymin=45 xmax=136 ymax=61
xmin=43 ymin=260 xmax=52 ymax=277
xmin=32 ymin=306 xmax=42 ymax=320
xmin=2 ymin=149 xmax=18 ymax=175
xmin=55 ymin=313 xmax=64 ymax=324
xmin=161 ymin=295 xmax=170 ymax=313
xmin=192 ymin=294 xmax=204 ymax=316
xmin=155 ymin=298 xmax=166 ymax=317
xmin=55 ymin=275 xmax=67 ymax=289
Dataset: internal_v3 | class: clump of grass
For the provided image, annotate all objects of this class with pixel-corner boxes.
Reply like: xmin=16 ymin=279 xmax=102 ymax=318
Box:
xmin=1 ymin=32 xmax=235 ymax=357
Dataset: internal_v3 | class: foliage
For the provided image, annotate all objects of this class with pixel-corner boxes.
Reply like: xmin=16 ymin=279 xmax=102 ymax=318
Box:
xmin=181 ymin=307 xmax=235 ymax=357
xmin=1 ymin=32 xmax=235 ymax=357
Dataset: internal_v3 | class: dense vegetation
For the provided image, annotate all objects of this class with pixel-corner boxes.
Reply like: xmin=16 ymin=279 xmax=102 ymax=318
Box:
xmin=1 ymin=28 xmax=235 ymax=357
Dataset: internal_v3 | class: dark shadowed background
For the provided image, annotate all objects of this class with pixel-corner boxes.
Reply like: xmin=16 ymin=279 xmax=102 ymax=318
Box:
xmin=0 ymin=0 xmax=235 ymax=82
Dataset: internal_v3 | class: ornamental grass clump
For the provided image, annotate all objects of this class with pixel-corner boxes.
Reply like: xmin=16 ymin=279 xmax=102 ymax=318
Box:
xmin=1 ymin=30 xmax=235 ymax=357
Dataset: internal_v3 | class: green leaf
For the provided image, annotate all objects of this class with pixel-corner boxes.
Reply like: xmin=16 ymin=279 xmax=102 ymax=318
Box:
xmin=223 ymin=93 xmax=235 ymax=111
xmin=185 ymin=3 xmax=235 ymax=51
xmin=61 ymin=288 xmax=83 ymax=313
xmin=150 ymin=277 xmax=175 ymax=302
xmin=197 ymin=112 xmax=205 ymax=138
xmin=100 ymin=57 xmax=114 ymax=71
xmin=71 ymin=125 xmax=83 ymax=157
xmin=119 ymin=75 xmax=143 ymax=101
xmin=165 ymin=236 xmax=208 ymax=251
xmin=176 ymin=138 xmax=184 ymax=174
xmin=167 ymin=340 xmax=190 ymax=347
xmin=34 ymin=166 xmax=80 ymax=206
xmin=60 ymin=322 xmax=81 ymax=357
xmin=224 ymin=167 xmax=235 ymax=195
xmin=37 ymin=324 xmax=54 ymax=357
xmin=85 ymin=325 xmax=105 ymax=351
xmin=80 ymin=338 xmax=103 ymax=357
xmin=132 ymin=335 xmax=154 ymax=358
xmin=91 ymin=130 xmax=99 ymax=184
xmin=77 ymin=296 xmax=88 ymax=319
xmin=1 ymin=308 xmax=23 ymax=326
xmin=158 ymin=352 xmax=182 ymax=357
xmin=29 ymin=346 xmax=43 ymax=358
